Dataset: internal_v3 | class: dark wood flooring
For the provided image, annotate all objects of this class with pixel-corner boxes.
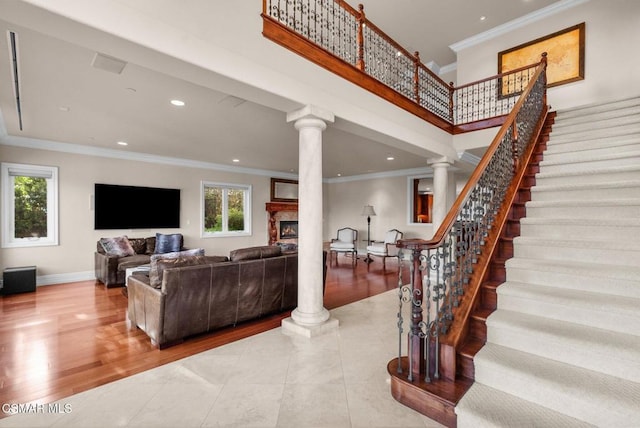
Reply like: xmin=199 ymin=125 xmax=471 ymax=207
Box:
xmin=0 ymin=256 xmax=401 ymax=414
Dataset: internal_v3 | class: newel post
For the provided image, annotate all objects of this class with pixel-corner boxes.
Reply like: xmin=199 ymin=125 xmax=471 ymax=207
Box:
xmin=356 ymin=4 xmax=365 ymax=71
xmin=413 ymin=51 xmax=421 ymax=105
xmin=408 ymin=247 xmax=424 ymax=381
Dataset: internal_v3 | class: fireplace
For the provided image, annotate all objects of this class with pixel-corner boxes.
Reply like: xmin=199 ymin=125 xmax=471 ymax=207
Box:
xmin=279 ymin=221 xmax=298 ymax=239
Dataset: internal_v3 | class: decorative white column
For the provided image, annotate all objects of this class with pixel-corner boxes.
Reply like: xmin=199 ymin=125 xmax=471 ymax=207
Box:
xmin=282 ymin=105 xmax=339 ymax=337
xmin=428 ymin=157 xmax=454 ymax=231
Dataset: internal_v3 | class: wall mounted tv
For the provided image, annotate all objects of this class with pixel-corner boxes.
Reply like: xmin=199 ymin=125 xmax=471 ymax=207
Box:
xmin=94 ymin=183 xmax=181 ymax=230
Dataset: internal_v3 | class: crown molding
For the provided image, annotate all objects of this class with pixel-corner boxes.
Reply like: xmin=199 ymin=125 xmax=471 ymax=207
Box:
xmin=458 ymin=151 xmax=481 ymax=166
xmin=450 ymin=0 xmax=591 ymax=53
xmin=325 ymin=166 xmax=443 ymax=184
xmin=0 ymin=135 xmax=299 ymax=180
xmin=1 ymin=134 xmax=459 ymax=183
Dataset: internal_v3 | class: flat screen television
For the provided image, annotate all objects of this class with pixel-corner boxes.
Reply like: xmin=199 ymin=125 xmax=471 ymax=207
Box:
xmin=94 ymin=183 xmax=180 ymax=229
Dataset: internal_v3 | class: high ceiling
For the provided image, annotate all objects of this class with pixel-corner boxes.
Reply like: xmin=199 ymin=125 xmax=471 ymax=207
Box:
xmin=0 ymin=0 xmax=563 ymax=179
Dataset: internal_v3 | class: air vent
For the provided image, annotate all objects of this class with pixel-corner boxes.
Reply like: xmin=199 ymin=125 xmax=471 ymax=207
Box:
xmin=91 ymin=53 xmax=127 ymax=74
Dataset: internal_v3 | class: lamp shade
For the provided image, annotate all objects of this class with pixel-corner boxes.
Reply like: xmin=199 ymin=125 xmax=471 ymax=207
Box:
xmin=361 ymin=205 xmax=376 ymax=216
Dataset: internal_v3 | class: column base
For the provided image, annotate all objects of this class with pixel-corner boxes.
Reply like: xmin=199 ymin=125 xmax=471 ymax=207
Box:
xmin=281 ymin=316 xmax=339 ymax=338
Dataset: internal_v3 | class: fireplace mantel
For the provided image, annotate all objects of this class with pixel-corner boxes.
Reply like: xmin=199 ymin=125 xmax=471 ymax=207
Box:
xmin=266 ymin=202 xmax=298 ymax=245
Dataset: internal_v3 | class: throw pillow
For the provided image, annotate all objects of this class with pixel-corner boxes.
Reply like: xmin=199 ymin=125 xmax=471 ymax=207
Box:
xmin=99 ymin=236 xmax=135 ymax=257
xmin=150 ymin=256 xmax=206 ymax=289
xmin=128 ymin=238 xmax=147 ymax=255
xmin=149 ymin=248 xmax=205 ymax=287
xmin=154 ymin=233 xmax=183 ymax=254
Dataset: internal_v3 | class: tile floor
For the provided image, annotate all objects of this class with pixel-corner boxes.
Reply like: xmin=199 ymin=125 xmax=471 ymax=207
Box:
xmin=0 ymin=290 xmax=445 ymax=427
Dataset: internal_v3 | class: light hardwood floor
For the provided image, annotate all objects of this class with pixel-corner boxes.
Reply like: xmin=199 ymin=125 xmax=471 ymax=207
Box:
xmin=0 ymin=256 xmax=402 ymax=415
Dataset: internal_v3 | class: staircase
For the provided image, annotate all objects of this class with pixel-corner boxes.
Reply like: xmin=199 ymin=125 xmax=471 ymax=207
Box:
xmin=455 ymin=97 xmax=640 ymax=427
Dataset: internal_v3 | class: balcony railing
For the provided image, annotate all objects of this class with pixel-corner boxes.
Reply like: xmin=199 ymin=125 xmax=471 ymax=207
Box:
xmin=262 ymin=0 xmax=543 ymax=133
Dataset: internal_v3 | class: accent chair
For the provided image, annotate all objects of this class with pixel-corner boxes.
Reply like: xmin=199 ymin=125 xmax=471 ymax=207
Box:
xmin=329 ymin=227 xmax=358 ymax=267
xmin=366 ymin=229 xmax=403 ymax=271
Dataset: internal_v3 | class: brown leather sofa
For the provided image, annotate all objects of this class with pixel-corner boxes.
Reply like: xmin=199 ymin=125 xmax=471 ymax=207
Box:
xmin=127 ymin=246 xmax=326 ymax=348
xmin=94 ymin=235 xmax=185 ymax=287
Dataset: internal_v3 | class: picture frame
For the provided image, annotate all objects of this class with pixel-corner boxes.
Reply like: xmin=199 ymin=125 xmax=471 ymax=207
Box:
xmin=498 ymin=22 xmax=585 ymax=91
xmin=270 ymin=178 xmax=298 ymax=202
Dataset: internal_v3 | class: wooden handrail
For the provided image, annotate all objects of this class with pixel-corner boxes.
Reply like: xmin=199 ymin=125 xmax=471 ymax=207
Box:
xmin=262 ymin=0 xmax=539 ymax=133
xmin=399 ymin=54 xmax=547 ymax=253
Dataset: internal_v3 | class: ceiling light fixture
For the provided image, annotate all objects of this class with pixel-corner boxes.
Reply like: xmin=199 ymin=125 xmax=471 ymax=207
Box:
xmin=232 ymin=159 xmax=240 ymax=163
xmin=480 ymin=15 xmax=487 ymax=21
xmin=170 ymin=99 xmax=185 ymax=107
xmin=117 ymin=141 xmax=128 ymax=146
xmin=387 ymin=156 xmax=395 ymax=160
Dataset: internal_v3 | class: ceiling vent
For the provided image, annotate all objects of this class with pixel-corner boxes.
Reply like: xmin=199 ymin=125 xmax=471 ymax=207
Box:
xmin=91 ymin=53 xmax=127 ymax=74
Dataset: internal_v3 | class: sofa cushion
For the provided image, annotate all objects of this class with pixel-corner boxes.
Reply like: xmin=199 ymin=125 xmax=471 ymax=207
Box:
xmin=117 ymin=254 xmax=152 ymax=271
xmin=145 ymin=236 xmax=156 ymax=255
xmin=150 ymin=255 xmax=206 ymax=289
xmin=229 ymin=245 xmax=282 ymax=262
xmin=128 ymin=238 xmax=147 ymax=255
xmin=149 ymin=248 xmax=205 ymax=287
xmin=154 ymin=233 xmax=183 ymax=254
xmin=99 ymin=236 xmax=135 ymax=257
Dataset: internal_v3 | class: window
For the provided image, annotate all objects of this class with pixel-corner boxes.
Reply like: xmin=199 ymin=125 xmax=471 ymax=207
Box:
xmin=201 ymin=181 xmax=251 ymax=237
xmin=1 ymin=162 xmax=59 ymax=248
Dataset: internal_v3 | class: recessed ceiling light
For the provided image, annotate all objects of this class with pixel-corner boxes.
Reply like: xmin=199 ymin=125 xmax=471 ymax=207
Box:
xmin=480 ymin=15 xmax=487 ymax=21
xmin=387 ymin=156 xmax=395 ymax=160
xmin=337 ymin=173 xmax=342 ymax=177
xmin=170 ymin=99 xmax=185 ymax=107
xmin=232 ymin=159 xmax=240 ymax=163
xmin=117 ymin=141 xmax=128 ymax=146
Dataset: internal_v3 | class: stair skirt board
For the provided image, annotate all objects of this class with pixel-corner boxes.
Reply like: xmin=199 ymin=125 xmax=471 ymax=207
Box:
xmin=456 ymin=96 xmax=640 ymax=428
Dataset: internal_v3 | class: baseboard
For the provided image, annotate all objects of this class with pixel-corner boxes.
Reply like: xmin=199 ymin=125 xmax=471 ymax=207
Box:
xmin=36 ymin=271 xmax=96 ymax=287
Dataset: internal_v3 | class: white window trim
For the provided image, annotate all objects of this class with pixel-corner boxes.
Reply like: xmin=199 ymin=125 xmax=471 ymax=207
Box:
xmin=1 ymin=162 xmax=59 ymax=248
xmin=200 ymin=181 xmax=252 ymax=238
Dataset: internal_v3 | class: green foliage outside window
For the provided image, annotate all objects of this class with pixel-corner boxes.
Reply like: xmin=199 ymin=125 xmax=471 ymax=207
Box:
xmin=204 ymin=186 xmax=245 ymax=233
xmin=14 ymin=176 xmax=48 ymax=238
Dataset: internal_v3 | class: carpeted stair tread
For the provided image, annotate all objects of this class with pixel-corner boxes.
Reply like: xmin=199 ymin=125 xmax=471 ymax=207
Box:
xmin=513 ymin=235 xmax=640 ymax=252
xmin=539 ymin=149 xmax=640 ymax=166
xmin=544 ymin=134 xmax=640 ymax=153
xmin=504 ymin=257 xmax=640 ymax=298
xmin=554 ymin=96 xmax=640 ymax=120
xmin=486 ymin=309 xmax=640 ymax=380
xmin=551 ymin=113 xmax=640 ymax=136
xmin=496 ymin=281 xmax=640 ymax=320
xmin=531 ymin=179 xmax=640 ymax=192
xmin=520 ymin=216 xmax=640 ymax=227
xmin=456 ymin=383 xmax=596 ymax=428
xmin=548 ymin=122 xmax=640 ymax=143
xmin=535 ymin=164 xmax=640 ymax=178
xmin=473 ymin=343 xmax=640 ymax=427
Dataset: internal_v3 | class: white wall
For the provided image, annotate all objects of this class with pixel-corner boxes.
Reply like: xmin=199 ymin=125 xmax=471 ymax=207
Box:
xmin=325 ymin=176 xmax=434 ymax=253
xmin=0 ymin=145 xmax=275 ymax=284
xmin=453 ymin=0 xmax=640 ymax=153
